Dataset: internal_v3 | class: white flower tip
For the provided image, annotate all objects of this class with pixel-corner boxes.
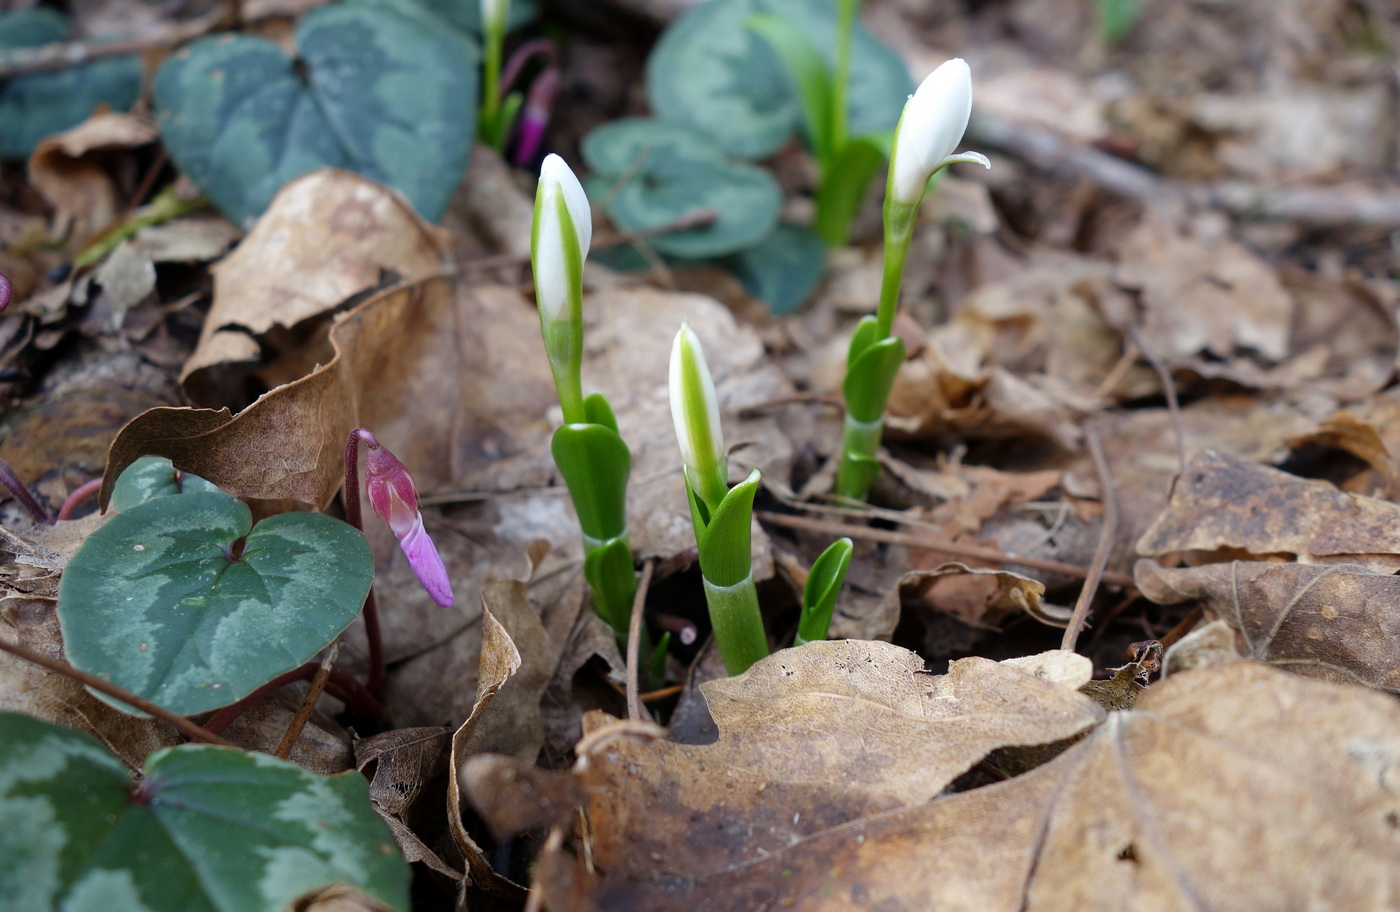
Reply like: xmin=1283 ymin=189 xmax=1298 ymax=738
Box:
xmin=890 ymin=57 xmax=981 ymax=205
xmin=669 ymin=323 xmax=724 ymax=479
xmin=539 ymin=153 xmax=592 ymax=258
xmin=480 ymin=0 xmax=507 ymax=29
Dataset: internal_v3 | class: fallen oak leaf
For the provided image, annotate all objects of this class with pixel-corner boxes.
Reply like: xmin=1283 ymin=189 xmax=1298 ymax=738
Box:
xmin=465 ymin=641 xmax=1104 ymax=877
xmin=1136 ymin=558 xmax=1400 ymax=692
xmin=1136 ymin=449 xmax=1400 ymax=573
xmin=530 ymin=662 xmax=1400 ymax=911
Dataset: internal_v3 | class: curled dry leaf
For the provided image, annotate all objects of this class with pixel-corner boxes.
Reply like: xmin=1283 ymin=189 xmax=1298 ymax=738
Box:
xmin=1137 ymin=449 xmax=1400 ymax=573
xmin=354 ymin=725 xmax=460 ymax=879
xmin=882 ymin=562 xmax=1068 ymax=634
xmin=182 ymin=168 xmax=448 ymax=400
xmin=467 ymin=642 xmax=1103 ymax=870
xmin=1136 ymin=559 xmax=1400 ymax=692
xmin=531 ymin=662 xmax=1400 ymax=911
xmin=27 ymin=112 xmax=159 ymax=245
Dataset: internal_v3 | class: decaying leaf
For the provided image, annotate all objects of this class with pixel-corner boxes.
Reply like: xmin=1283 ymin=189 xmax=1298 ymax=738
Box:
xmin=527 ymin=662 xmax=1400 ymax=910
xmin=1136 ymin=559 xmax=1400 ymax=692
xmin=1137 ymin=449 xmax=1400 ymax=572
xmin=467 ymin=642 xmax=1103 ymax=873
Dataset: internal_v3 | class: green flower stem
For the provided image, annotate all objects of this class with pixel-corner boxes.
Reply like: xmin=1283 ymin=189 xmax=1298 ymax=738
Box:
xmin=874 ymin=197 xmax=917 ymax=339
xmin=702 ymin=574 xmax=768 ymax=675
xmin=541 ymin=319 xmax=586 ymax=424
xmin=831 ymin=0 xmax=857 ymax=158
xmin=480 ymin=19 xmax=505 ymax=149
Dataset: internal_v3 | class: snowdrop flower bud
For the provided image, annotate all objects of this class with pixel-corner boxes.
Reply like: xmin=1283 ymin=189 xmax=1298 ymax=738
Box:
xmin=360 ymin=431 xmax=454 ymax=608
xmin=889 ymin=58 xmax=990 ymax=206
xmin=481 ymin=0 xmax=508 ymax=32
xmin=532 ymin=153 xmax=592 ymax=324
xmin=669 ymin=323 xmax=728 ymax=513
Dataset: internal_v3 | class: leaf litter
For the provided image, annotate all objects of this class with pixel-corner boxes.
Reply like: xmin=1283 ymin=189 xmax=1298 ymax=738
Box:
xmin=1 ymin=0 xmax=1400 ymax=908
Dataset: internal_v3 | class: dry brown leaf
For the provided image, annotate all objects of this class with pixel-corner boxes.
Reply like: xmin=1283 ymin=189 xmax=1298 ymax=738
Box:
xmin=531 ymin=662 xmax=1400 ymax=910
xmin=1116 ymin=217 xmax=1293 ymax=364
xmin=353 ymin=726 xmax=460 ymax=879
xmin=468 ymin=642 xmax=1103 ymax=879
xmin=1136 ymin=449 xmax=1400 ymax=572
xmin=886 ymin=562 xmax=1066 ymax=634
xmin=182 ymin=168 xmax=448 ymax=399
xmin=27 ymin=112 xmax=158 ymax=245
xmin=1136 ymin=559 xmax=1400 ymax=692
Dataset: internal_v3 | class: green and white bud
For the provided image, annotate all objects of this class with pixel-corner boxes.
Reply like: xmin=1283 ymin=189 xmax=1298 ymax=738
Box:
xmin=669 ymin=323 xmax=729 ymax=514
xmin=532 ymin=153 xmax=592 ymax=421
xmin=889 ymin=58 xmax=990 ymax=207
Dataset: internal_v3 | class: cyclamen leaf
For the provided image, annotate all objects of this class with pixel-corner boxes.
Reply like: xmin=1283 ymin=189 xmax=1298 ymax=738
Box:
xmin=58 ymin=491 xmax=373 ymax=716
xmin=720 ymin=223 xmax=827 ymax=315
xmin=110 ymin=455 xmax=223 ymax=512
xmin=153 ymin=2 xmax=477 ymax=226
xmin=0 ymin=713 xmax=410 ymax=912
xmin=0 ymin=9 xmax=142 ymax=158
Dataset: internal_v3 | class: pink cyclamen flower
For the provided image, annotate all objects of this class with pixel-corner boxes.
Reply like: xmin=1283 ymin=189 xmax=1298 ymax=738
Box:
xmin=358 ymin=431 xmax=454 ymax=608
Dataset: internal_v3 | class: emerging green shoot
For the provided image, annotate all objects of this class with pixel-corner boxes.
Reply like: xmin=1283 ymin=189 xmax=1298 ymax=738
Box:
xmin=836 ymin=58 xmax=989 ymax=501
xmin=796 ymin=537 xmax=853 ymax=645
xmin=479 ymin=0 xmax=512 ymax=150
xmin=532 ymin=155 xmax=641 ymax=645
xmin=670 ymin=324 xmax=768 ymax=674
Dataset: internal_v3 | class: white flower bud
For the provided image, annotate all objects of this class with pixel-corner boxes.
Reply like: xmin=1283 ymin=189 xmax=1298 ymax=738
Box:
xmin=532 ymin=153 xmax=592 ymax=323
xmin=669 ymin=323 xmax=727 ymax=510
xmin=890 ymin=58 xmax=990 ymax=206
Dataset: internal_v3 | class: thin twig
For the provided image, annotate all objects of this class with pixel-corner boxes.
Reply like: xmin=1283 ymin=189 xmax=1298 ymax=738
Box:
xmin=0 ymin=637 xmax=235 ymax=747
xmin=1062 ymin=426 xmax=1119 ymax=653
xmin=1125 ymin=326 xmax=1186 ymax=475
xmin=275 ymin=642 xmax=339 ymax=758
xmin=626 ymin=559 xmax=656 ymax=724
xmin=0 ymin=0 xmax=334 ymax=79
xmin=755 ymin=510 xmax=1136 ymax=589
xmin=203 ymin=663 xmax=385 ymax=735
xmin=1091 ymin=341 xmax=1141 ymax=402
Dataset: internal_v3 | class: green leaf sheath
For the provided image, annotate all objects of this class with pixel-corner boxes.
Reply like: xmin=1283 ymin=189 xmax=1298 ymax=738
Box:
xmin=0 ymin=713 xmax=410 ymax=912
xmin=583 ymin=536 xmax=639 ymax=636
xmin=796 ymin=536 xmax=853 ymax=644
xmin=744 ymin=14 xmax=834 ymax=163
xmin=703 ymin=575 xmax=768 ymax=675
xmin=689 ymin=469 xmax=768 ymax=674
xmin=551 ymin=423 xmax=630 ymax=545
xmin=57 ymin=490 xmax=373 ymax=716
xmin=693 ymin=469 xmax=761 ymax=589
xmin=551 ymin=417 xmax=639 ymax=639
xmin=812 ymin=136 xmax=883 ymax=247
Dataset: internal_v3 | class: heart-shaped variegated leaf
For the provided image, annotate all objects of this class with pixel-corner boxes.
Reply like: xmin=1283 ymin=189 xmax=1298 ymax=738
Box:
xmin=581 ymin=119 xmax=782 ymax=259
xmin=154 ymin=1 xmax=476 ymax=225
xmin=0 ymin=713 xmax=409 ymax=912
xmin=58 ymin=490 xmax=373 ymax=716
xmin=0 ymin=9 xmax=142 ymax=158
xmin=109 ymin=455 xmax=223 ymax=512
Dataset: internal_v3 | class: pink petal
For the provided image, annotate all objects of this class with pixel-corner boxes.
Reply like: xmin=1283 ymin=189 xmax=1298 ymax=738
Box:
xmin=397 ymin=514 xmax=455 ymax=608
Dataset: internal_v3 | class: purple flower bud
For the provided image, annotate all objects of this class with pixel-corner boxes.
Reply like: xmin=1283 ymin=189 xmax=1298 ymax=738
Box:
xmin=358 ymin=430 xmax=454 ymax=608
xmin=0 ymin=272 xmax=11 ymax=313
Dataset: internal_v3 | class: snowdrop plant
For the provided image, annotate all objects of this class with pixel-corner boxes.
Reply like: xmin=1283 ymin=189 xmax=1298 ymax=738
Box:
xmin=747 ymin=0 xmax=884 ymax=246
xmin=836 ymin=58 xmax=989 ymax=501
xmin=533 ymin=155 xmax=639 ymax=640
xmin=478 ymin=0 xmax=518 ymax=150
xmin=670 ymin=323 xmax=768 ymax=674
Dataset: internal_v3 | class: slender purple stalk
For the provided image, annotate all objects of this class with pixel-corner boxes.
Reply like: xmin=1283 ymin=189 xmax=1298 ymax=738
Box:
xmin=57 ymin=477 xmax=103 ymax=520
xmin=344 ymin=429 xmax=386 ymax=694
xmin=0 ymin=457 xmax=53 ymax=524
xmin=0 ymin=272 xmax=11 ymax=312
xmin=514 ymin=66 xmax=559 ymax=166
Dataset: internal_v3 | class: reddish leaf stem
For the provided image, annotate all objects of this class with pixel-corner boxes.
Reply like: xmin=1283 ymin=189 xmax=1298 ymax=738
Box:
xmin=56 ymin=477 xmax=103 ymax=521
xmin=344 ymin=429 xmax=386 ymax=694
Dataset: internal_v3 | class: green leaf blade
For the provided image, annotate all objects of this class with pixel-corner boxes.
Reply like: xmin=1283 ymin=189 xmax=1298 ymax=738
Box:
xmin=58 ymin=494 xmax=374 ymax=716
xmin=0 ymin=714 xmax=410 ymax=912
xmin=796 ymin=536 xmax=852 ymax=643
xmin=111 ymin=456 xmax=223 ymax=512
xmin=154 ymin=4 xmax=477 ymax=225
xmin=551 ymin=423 xmax=632 ymax=543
